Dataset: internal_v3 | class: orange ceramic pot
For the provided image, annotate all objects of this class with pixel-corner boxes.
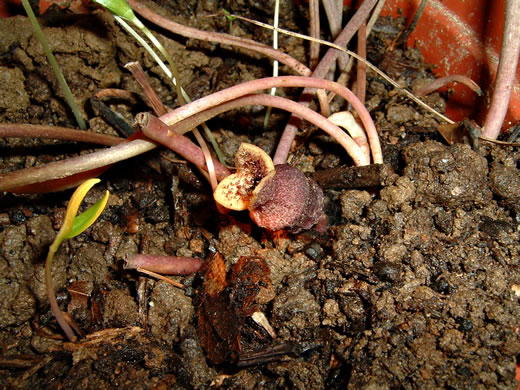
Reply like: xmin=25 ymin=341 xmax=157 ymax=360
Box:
xmin=348 ymin=0 xmax=518 ymax=131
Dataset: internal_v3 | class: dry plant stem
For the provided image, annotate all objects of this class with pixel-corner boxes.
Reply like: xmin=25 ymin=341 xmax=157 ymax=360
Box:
xmin=322 ymin=0 xmax=348 ymax=69
xmin=135 ymin=268 xmax=184 ymax=289
xmin=158 ymin=76 xmax=380 ymax=166
xmin=355 ymin=22 xmax=367 ymax=104
xmin=390 ymin=0 xmax=428 ymax=50
xmin=253 ymin=21 xmax=453 ymax=125
xmin=309 ymin=0 xmax=320 ymax=70
xmin=274 ymin=0 xmax=379 ymax=164
xmin=125 ymin=62 xmax=167 ymax=115
xmin=93 ymin=88 xmax=135 ymax=101
xmin=0 ymin=124 xmax=124 ymax=146
xmin=127 ymin=0 xmax=311 ymax=77
xmin=415 ymin=75 xmax=482 ymax=97
xmin=169 ymin=93 xmax=368 ymax=165
xmin=329 ymin=0 xmax=384 ymax=101
xmin=0 ymin=139 xmax=156 ymax=192
xmin=136 ymin=113 xmax=231 ymax=181
xmin=482 ymin=0 xmax=520 ymax=139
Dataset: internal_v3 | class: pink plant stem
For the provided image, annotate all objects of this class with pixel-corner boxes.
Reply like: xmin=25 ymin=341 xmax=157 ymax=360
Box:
xmin=0 ymin=76 xmax=379 ymax=192
xmin=162 ymin=93 xmax=368 ymax=165
xmin=136 ymin=113 xmax=231 ymax=181
xmin=125 ymin=254 xmax=203 ymax=275
xmin=127 ymin=0 xmax=311 ymax=77
xmin=159 ymin=76 xmax=381 ymax=165
xmin=355 ymin=22 xmax=367 ymax=104
xmin=125 ymin=62 xmax=168 ymax=116
xmin=482 ymin=0 xmax=520 ymax=139
xmin=274 ymin=0 xmax=379 ymax=164
xmin=126 ymin=61 xmax=218 ymax=190
xmin=414 ymin=75 xmax=482 ymax=97
xmin=309 ymin=0 xmax=320 ymax=70
xmin=45 ymin=264 xmax=77 ymax=342
xmin=322 ymin=0 xmax=348 ymax=69
xmin=0 ymin=139 xmax=156 ymax=192
xmin=0 ymin=124 xmax=125 ymax=146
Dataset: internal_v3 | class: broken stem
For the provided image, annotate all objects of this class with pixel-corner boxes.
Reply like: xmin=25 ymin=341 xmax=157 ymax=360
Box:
xmin=135 ymin=113 xmax=231 ymax=181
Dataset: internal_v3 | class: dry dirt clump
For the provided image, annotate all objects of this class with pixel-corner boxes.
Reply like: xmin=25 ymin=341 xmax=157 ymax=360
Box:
xmin=0 ymin=3 xmax=519 ymax=389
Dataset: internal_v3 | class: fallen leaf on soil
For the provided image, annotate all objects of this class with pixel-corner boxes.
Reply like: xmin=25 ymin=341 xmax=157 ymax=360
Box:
xmin=197 ymin=253 xmax=273 ymax=364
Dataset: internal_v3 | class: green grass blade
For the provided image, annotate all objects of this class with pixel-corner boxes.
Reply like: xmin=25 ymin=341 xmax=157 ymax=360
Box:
xmin=21 ymin=0 xmax=87 ymax=130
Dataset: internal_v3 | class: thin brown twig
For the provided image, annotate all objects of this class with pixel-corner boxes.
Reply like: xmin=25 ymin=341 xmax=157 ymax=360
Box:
xmin=135 ymin=267 xmax=185 ymax=289
xmin=389 ymin=0 xmax=428 ymax=51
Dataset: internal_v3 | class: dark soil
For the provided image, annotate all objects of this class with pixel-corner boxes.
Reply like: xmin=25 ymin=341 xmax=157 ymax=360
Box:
xmin=1 ymin=1 xmax=519 ymax=389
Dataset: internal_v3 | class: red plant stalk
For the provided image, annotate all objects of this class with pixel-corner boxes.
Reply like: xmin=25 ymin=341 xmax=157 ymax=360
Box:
xmin=143 ymin=93 xmax=369 ymax=165
xmin=0 ymin=138 xmax=156 ymax=192
xmin=0 ymin=124 xmax=125 ymax=146
xmin=126 ymin=61 xmax=220 ymax=192
xmin=126 ymin=0 xmax=311 ymax=77
xmin=309 ymin=0 xmax=320 ymax=70
xmin=0 ymin=76 xmax=379 ymax=192
xmin=273 ymin=0 xmax=379 ymax=164
xmin=159 ymin=76 xmax=381 ymax=165
xmin=135 ymin=114 xmax=231 ymax=181
xmin=482 ymin=0 xmax=520 ymax=139
xmin=125 ymin=62 xmax=168 ymax=116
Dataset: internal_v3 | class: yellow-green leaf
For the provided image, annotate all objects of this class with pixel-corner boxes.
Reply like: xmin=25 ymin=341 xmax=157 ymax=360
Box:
xmin=68 ymin=189 xmax=110 ymax=239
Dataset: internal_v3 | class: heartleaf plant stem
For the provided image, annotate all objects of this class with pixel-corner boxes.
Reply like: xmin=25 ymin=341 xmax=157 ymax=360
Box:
xmin=21 ymin=0 xmax=87 ymax=130
xmin=0 ymin=75 xmax=380 ymax=192
xmin=46 ymin=179 xmax=109 ymax=341
xmin=482 ymin=0 xmax=520 ymax=139
xmin=93 ymin=0 xmax=225 ymax=165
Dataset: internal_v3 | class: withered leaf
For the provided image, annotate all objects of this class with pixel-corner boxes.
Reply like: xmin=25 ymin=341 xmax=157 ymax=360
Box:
xmin=197 ymin=255 xmax=273 ymax=364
